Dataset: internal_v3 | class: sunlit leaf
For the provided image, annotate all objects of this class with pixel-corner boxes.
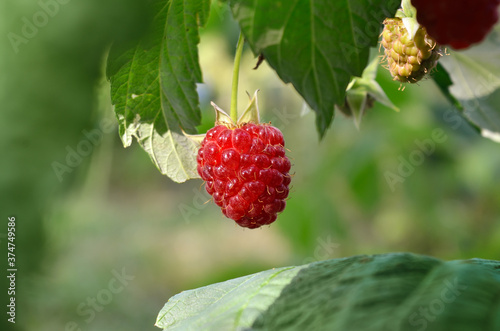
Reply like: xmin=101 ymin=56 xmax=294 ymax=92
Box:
xmin=107 ymin=0 xmax=211 ymax=182
xmin=155 ymin=266 xmax=305 ymax=330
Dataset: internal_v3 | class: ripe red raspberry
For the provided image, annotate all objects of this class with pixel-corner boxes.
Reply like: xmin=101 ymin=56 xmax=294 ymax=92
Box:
xmin=412 ymin=0 xmax=500 ymax=49
xmin=197 ymin=123 xmax=291 ymax=229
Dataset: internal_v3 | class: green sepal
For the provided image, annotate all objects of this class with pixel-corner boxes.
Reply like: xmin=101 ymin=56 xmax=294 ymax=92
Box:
xmin=345 ymin=89 xmax=370 ymax=129
xmin=339 ymin=55 xmax=398 ymax=128
xmin=402 ymin=17 xmax=420 ymax=41
xmin=182 ymin=131 xmax=206 ymax=147
xmin=237 ymin=90 xmax=261 ymax=124
xmin=210 ymin=90 xmax=261 ymax=129
xmin=211 ymin=101 xmax=235 ymax=127
xmin=358 ymin=56 xmax=399 ymax=112
xmin=400 ymin=0 xmax=417 ymax=19
xmin=396 ymin=0 xmax=419 ymax=40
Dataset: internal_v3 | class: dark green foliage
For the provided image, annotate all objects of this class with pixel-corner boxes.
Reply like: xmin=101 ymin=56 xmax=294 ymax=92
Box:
xmin=229 ymin=0 xmax=401 ymax=136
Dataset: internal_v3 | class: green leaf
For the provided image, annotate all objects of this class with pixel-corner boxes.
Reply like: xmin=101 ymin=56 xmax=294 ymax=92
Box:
xmin=431 ymin=62 xmax=463 ymax=111
xmin=155 ymin=265 xmax=306 ymax=330
xmin=431 ymin=63 xmax=482 ymax=133
xmin=107 ymin=0 xmax=211 ymax=182
xmin=438 ymin=25 xmax=500 ymax=143
xmin=229 ymin=0 xmax=400 ymax=137
xmin=155 ymin=253 xmax=500 ymax=330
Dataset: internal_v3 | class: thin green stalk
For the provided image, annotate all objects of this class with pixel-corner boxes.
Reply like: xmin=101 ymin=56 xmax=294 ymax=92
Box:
xmin=230 ymin=32 xmax=245 ymax=122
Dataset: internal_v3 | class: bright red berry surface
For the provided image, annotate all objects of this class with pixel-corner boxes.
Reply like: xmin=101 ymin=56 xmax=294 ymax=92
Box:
xmin=412 ymin=0 xmax=500 ymax=49
xmin=197 ymin=123 xmax=291 ymax=229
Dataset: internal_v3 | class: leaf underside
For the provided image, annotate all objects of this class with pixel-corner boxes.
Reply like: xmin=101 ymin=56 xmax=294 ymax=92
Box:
xmin=229 ymin=0 xmax=400 ymax=137
xmin=107 ymin=0 xmax=211 ymax=182
xmin=155 ymin=253 xmax=500 ymax=331
xmin=437 ymin=25 xmax=500 ymax=142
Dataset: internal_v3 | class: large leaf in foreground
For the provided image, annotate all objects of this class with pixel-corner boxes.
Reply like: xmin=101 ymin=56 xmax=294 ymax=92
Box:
xmin=438 ymin=25 xmax=500 ymax=143
xmin=107 ymin=0 xmax=210 ymax=182
xmin=156 ymin=253 xmax=500 ymax=330
xmin=155 ymin=266 xmax=305 ymax=330
xmin=229 ymin=0 xmax=400 ymax=137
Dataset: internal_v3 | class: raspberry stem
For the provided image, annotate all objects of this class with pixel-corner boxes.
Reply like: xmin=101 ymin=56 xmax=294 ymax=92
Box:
xmin=230 ymin=32 xmax=245 ymax=123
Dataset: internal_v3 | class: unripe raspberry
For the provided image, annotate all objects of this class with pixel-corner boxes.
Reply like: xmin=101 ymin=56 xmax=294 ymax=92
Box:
xmin=381 ymin=18 xmax=441 ymax=83
xmin=197 ymin=122 xmax=291 ymax=229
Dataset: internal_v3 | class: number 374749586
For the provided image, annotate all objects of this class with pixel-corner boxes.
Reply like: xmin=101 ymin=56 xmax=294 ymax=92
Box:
xmin=7 ymin=217 xmax=16 ymax=267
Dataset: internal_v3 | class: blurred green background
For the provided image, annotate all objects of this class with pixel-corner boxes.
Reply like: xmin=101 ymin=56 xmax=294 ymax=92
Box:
xmin=1 ymin=1 xmax=499 ymax=330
